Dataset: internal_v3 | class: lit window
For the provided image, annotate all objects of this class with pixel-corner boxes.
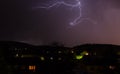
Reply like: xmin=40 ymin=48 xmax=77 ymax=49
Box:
xmin=29 ymin=65 xmax=36 ymax=71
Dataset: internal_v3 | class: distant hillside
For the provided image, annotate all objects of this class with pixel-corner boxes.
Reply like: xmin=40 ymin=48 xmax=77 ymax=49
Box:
xmin=0 ymin=41 xmax=34 ymax=47
xmin=74 ymin=44 xmax=120 ymax=49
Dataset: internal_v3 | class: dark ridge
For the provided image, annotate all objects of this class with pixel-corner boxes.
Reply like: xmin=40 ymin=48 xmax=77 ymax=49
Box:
xmin=0 ymin=41 xmax=120 ymax=48
xmin=73 ymin=43 xmax=120 ymax=48
xmin=0 ymin=41 xmax=34 ymax=47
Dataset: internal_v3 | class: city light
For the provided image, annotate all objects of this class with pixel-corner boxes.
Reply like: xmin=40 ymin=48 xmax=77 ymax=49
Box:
xmin=15 ymin=54 xmax=19 ymax=57
xmin=21 ymin=55 xmax=33 ymax=58
xmin=109 ymin=65 xmax=115 ymax=70
xmin=50 ymin=57 xmax=53 ymax=60
xmin=81 ymin=51 xmax=89 ymax=55
xmin=58 ymin=51 xmax=62 ymax=53
xmin=29 ymin=65 xmax=36 ymax=71
xmin=76 ymin=55 xmax=83 ymax=60
xmin=71 ymin=50 xmax=74 ymax=53
xmin=40 ymin=56 xmax=45 ymax=61
xmin=85 ymin=52 xmax=89 ymax=56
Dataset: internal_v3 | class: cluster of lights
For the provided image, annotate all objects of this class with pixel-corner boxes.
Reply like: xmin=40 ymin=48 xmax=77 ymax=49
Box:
xmin=40 ymin=50 xmax=89 ymax=61
xmin=15 ymin=54 xmax=34 ymax=58
xmin=40 ymin=56 xmax=62 ymax=61
xmin=15 ymin=50 xmax=90 ymax=61
xmin=75 ymin=51 xmax=89 ymax=60
xmin=15 ymin=54 xmax=63 ymax=61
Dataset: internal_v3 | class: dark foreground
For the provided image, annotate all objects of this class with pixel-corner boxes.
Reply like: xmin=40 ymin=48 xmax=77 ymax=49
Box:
xmin=0 ymin=41 xmax=120 ymax=74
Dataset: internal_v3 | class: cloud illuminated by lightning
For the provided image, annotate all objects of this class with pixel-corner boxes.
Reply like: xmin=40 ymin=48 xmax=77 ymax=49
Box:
xmin=33 ymin=0 xmax=97 ymax=26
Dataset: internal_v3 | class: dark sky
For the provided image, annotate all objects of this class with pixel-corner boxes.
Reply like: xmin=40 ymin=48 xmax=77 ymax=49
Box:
xmin=1 ymin=0 xmax=120 ymax=46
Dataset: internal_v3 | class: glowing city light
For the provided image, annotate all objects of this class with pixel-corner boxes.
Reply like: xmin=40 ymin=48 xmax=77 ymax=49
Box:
xmin=76 ymin=55 xmax=83 ymax=60
xmin=50 ymin=57 xmax=53 ymax=60
xmin=16 ymin=54 xmax=19 ymax=57
xmin=71 ymin=50 xmax=74 ymax=53
xmin=109 ymin=65 xmax=115 ymax=70
xmin=85 ymin=52 xmax=89 ymax=55
xmin=81 ymin=51 xmax=89 ymax=56
xmin=29 ymin=65 xmax=36 ymax=71
xmin=40 ymin=56 xmax=45 ymax=61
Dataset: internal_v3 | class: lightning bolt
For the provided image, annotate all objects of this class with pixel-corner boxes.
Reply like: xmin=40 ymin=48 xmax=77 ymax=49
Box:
xmin=33 ymin=0 xmax=97 ymax=26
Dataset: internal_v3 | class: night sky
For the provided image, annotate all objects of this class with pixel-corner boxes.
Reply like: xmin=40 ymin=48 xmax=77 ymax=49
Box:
xmin=1 ymin=0 xmax=120 ymax=46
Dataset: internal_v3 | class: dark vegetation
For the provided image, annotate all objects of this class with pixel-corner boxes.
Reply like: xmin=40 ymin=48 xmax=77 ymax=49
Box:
xmin=0 ymin=41 xmax=120 ymax=74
